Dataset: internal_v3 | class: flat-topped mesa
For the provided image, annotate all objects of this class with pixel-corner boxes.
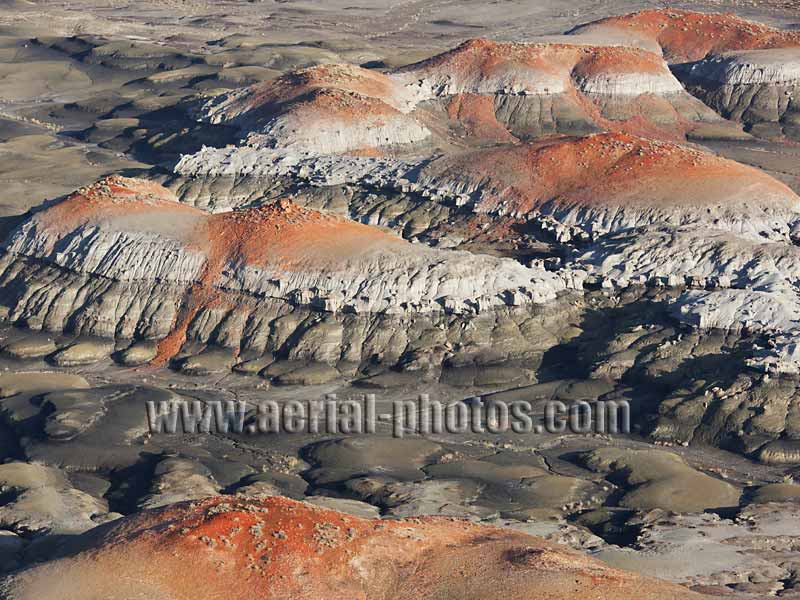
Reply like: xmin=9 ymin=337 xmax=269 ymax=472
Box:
xmin=0 ymin=496 xmax=705 ymax=600
xmin=197 ymin=64 xmax=430 ymax=155
xmin=569 ymin=9 xmax=800 ymax=64
xmin=0 ymin=177 xmax=571 ymax=356
xmin=394 ymin=39 xmax=683 ymax=97
xmin=415 ymin=132 xmax=800 ymax=239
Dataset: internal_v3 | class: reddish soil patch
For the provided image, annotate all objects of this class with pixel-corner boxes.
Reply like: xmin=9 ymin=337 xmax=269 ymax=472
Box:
xmin=426 ymin=132 xmax=798 ymax=214
xmin=287 ymin=87 xmax=404 ymax=125
xmin=571 ymin=88 xmax=688 ymax=142
xmin=571 ymin=44 xmax=669 ymax=76
xmin=35 ymin=175 xmax=200 ymax=235
xmin=199 ymin=198 xmax=405 ymax=272
xmin=154 ymin=199 xmax=405 ymax=365
xmin=250 ymin=64 xmax=401 ymax=107
xmin=346 ymin=146 xmax=385 ymax=157
xmin=6 ymin=495 xmax=705 ymax=600
xmin=446 ymin=93 xmax=517 ymax=143
xmin=216 ymin=63 xmax=407 ymax=126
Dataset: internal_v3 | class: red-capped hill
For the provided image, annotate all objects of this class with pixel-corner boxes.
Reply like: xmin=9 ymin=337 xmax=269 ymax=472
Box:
xmin=9 ymin=180 xmax=562 ymax=363
xmin=198 ymin=38 xmax=743 ymax=150
xmin=408 ymin=37 xmax=669 ymax=74
xmin=198 ymin=64 xmax=428 ymax=154
xmin=35 ymin=175 xmax=199 ymax=234
xmin=25 ymin=180 xmax=406 ymax=272
xmin=418 ymin=132 xmax=799 ymax=218
xmin=0 ymin=495 xmax=704 ymax=600
xmin=571 ymin=9 xmax=800 ymax=63
xmin=388 ymin=39 xmax=736 ymax=143
xmin=203 ymin=63 xmax=411 ymax=120
xmin=246 ymin=64 xmax=407 ymax=109
xmin=395 ymin=38 xmax=681 ymax=95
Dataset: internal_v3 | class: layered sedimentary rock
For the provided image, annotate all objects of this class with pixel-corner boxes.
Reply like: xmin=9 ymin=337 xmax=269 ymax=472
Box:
xmin=572 ymin=9 xmax=800 ymax=138
xmin=175 ymin=132 xmax=800 ymax=241
xmin=0 ymin=176 xmax=573 ymax=366
xmin=394 ymin=39 xmax=686 ymax=97
xmin=0 ymin=496 xmax=704 ymax=600
xmin=412 ymin=133 xmax=800 ymax=239
xmin=683 ymin=49 xmax=800 ymax=87
xmin=400 ymin=39 xmax=737 ymax=141
xmin=677 ymin=49 xmax=800 ymax=138
xmin=580 ymin=227 xmax=800 ymax=297
xmin=582 ymin=230 xmax=800 ymax=377
xmin=577 ymin=225 xmax=800 ymax=375
xmin=197 ymin=39 xmax=735 ymax=154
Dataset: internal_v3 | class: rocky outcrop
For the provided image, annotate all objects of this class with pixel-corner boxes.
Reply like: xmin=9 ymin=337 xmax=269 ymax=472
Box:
xmin=174 ymin=132 xmax=800 ymax=242
xmin=0 ymin=176 xmax=577 ymax=367
xmin=0 ymin=496 xmax=704 ymax=600
xmin=676 ymin=49 xmax=800 ymax=139
xmin=577 ymin=225 xmax=800 ymax=374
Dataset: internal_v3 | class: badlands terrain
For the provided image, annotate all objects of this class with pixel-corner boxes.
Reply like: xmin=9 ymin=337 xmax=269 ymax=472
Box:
xmin=0 ymin=0 xmax=800 ymax=598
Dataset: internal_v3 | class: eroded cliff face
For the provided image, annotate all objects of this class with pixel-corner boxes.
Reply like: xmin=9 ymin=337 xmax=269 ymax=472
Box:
xmin=0 ymin=176 xmax=580 ymax=374
xmin=676 ymin=49 xmax=800 ymax=139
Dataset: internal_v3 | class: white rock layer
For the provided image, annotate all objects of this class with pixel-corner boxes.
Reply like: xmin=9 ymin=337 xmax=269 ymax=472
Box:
xmin=685 ymin=49 xmax=800 ymax=85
